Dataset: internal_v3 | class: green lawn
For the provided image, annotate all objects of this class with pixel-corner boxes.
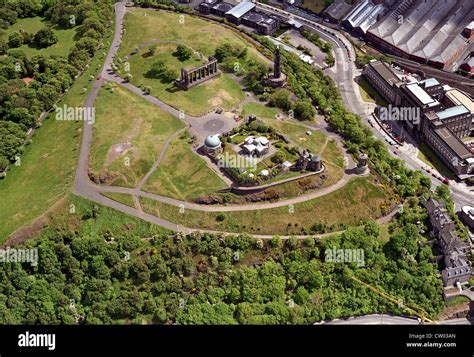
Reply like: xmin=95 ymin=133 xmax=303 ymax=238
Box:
xmin=90 ymin=84 xmax=185 ymax=188
xmin=52 ymin=195 xmax=169 ymax=238
xmin=140 ymin=176 xmax=395 ymax=235
xmin=241 ymin=103 xmax=281 ymax=119
xmin=101 ymin=192 xmax=136 ymax=208
xmin=0 ymin=26 xmax=115 ymax=242
xmin=417 ymin=143 xmax=454 ymax=179
xmin=299 ymin=0 xmax=330 ymax=14
xmin=3 ymin=17 xmax=78 ymax=58
xmin=357 ymin=77 xmax=388 ymax=107
xmin=142 ymin=131 xmax=228 ymax=201
xmin=115 ymin=9 xmax=268 ymax=115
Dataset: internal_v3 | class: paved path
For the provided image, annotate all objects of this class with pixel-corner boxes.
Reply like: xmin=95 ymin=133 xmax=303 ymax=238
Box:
xmin=72 ymin=2 xmax=397 ymax=238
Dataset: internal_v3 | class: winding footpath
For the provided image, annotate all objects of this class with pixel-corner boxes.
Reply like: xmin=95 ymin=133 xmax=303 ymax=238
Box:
xmin=73 ymin=2 xmax=396 ymax=239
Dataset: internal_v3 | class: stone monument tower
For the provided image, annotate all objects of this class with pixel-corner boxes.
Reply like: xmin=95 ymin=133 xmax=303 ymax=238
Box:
xmin=266 ymin=45 xmax=287 ymax=88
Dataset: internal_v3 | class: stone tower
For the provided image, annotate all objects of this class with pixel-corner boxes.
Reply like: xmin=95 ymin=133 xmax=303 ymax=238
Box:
xmin=274 ymin=46 xmax=281 ymax=79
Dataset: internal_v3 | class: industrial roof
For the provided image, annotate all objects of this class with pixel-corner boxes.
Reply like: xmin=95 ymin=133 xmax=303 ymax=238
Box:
xmin=436 ymin=105 xmax=470 ymax=120
xmin=406 ymin=83 xmax=435 ymax=106
xmin=343 ymin=0 xmax=385 ymax=34
xmin=367 ymin=0 xmax=474 ymax=65
xmin=226 ymin=1 xmax=255 ymax=18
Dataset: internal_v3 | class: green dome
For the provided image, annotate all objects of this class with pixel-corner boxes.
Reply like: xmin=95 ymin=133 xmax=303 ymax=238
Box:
xmin=205 ymin=135 xmax=221 ymax=148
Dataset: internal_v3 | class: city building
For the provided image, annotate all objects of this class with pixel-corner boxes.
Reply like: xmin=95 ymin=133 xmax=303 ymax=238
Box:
xmin=241 ymin=11 xmax=279 ymax=36
xmin=424 ymin=198 xmax=471 ymax=287
xmin=362 ymin=60 xmax=402 ymax=105
xmin=461 ymin=205 xmax=474 ymax=229
xmin=198 ymin=0 xmax=280 ymax=35
xmin=366 ymin=0 xmax=474 ymax=70
xmin=460 ymin=56 xmax=474 ymax=77
xmin=363 ymin=60 xmax=474 ymax=178
xmin=225 ymin=1 xmax=255 ymax=25
xmin=342 ymin=0 xmax=385 ymax=35
xmin=323 ymin=0 xmax=357 ymax=23
xmin=241 ymin=136 xmax=270 ymax=157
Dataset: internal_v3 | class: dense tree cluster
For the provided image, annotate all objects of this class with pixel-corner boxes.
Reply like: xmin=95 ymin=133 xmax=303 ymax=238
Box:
xmin=146 ymin=59 xmax=178 ymax=83
xmin=0 ymin=0 xmax=114 ymax=175
xmin=0 ymin=203 xmax=444 ymax=324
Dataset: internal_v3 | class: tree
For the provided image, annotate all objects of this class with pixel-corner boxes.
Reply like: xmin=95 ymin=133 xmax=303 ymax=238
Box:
xmin=148 ymin=44 xmax=157 ymax=56
xmin=160 ymin=68 xmax=177 ymax=83
xmin=34 ymin=28 xmax=58 ymax=48
xmin=268 ymin=89 xmax=292 ymax=111
xmin=174 ymin=44 xmax=193 ymax=61
xmin=294 ymin=100 xmax=316 ymax=121
xmin=8 ymin=31 xmax=23 ymax=48
xmin=148 ymin=60 xmax=166 ymax=77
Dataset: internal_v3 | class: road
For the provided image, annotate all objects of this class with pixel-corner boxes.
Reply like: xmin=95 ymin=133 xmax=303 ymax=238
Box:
xmin=321 ymin=314 xmax=472 ymax=325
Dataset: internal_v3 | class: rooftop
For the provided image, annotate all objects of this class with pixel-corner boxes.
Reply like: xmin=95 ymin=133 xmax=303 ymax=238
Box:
xmin=419 ymin=78 xmax=440 ymax=88
xmin=368 ymin=60 xmax=400 ymax=85
xmin=325 ymin=0 xmax=356 ymax=21
xmin=445 ymin=88 xmax=474 ymax=113
xmin=225 ymin=1 xmax=255 ymax=19
xmin=367 ymin=0 xmax=474 ymax=65
xmin=343 ymin=0 xmax=385 ymax=34
xmin=405 ymin=83 xmax=436 ymax=106
xmin=436 ymin=105 xmax=470 ymax=120
xmin=434 ymin=127 xmax=472 ymax=160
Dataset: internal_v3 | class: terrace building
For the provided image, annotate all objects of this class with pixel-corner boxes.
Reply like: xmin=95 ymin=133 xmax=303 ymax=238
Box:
xmin=424 ymin=198 xmax=472 ymax=287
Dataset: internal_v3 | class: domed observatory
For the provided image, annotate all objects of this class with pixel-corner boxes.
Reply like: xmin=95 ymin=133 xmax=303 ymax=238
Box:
xmin=203 ymin=134 xmax=223 ymax=159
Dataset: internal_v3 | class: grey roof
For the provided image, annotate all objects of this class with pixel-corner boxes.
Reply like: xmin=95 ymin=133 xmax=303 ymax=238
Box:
xmin=368 ymin=60 xmax=400 ymax=85
xmin=436 ymin=105 xmax=470 ymax=120
xmin=225 ymin=1 xmax=255 ymax=18
xmin=324 ymin=0 xmax=355 ymax=21
xmin=419 ymin=78 xmax=440 ymax=88
xmin=434 ymin=127 xmax=473 ymax=160
xmin=343 ymin=0 xmax=385 ymax=34
xmin=367 ymin=0 xmax=474 ymax=65
xmin=405 ymin=83 xmax=435 ymax=106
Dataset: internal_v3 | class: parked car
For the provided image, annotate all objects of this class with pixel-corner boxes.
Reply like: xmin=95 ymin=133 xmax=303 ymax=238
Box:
xmin=442 ymin=178 xmax=450 ymax=185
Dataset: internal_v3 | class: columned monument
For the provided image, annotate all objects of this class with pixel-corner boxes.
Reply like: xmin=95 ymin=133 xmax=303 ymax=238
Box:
xmin=266 ymin=46 xmax=287 ymax=88
xmin=175 ymin=56 xmax=220 ymax=90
